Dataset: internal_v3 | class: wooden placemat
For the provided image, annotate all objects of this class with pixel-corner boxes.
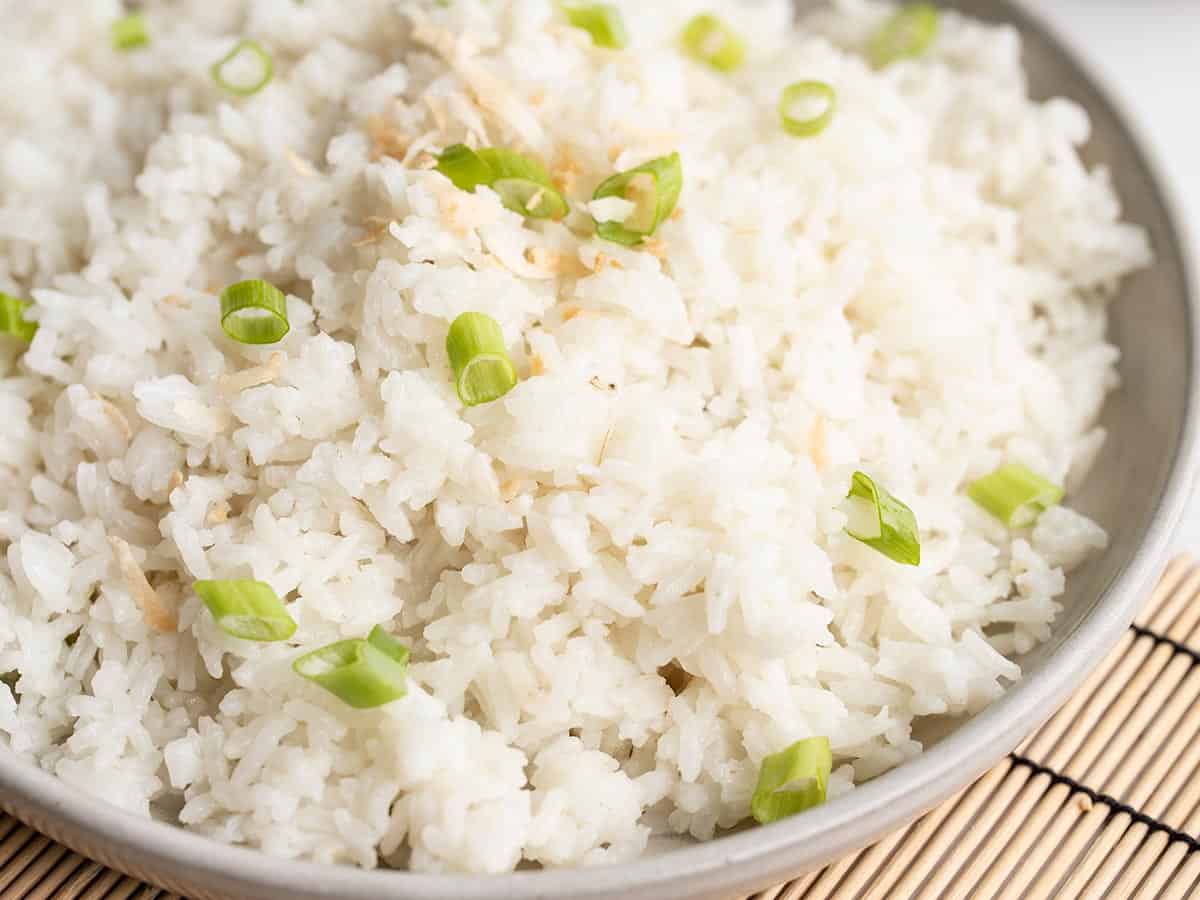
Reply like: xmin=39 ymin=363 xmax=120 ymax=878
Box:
xmin=2 ymin=556 xmax=1199 ymax=899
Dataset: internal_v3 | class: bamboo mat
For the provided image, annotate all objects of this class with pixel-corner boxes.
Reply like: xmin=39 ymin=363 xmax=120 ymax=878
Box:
xmin=2 ymin=557 xmax=1200 ymax=899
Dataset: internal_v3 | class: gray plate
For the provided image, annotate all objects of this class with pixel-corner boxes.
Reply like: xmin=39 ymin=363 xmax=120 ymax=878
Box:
xmin=1 ymin=2 xmax=1197 ymax=898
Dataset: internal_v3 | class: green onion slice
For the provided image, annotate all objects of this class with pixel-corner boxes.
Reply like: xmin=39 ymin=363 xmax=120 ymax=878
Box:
xmin=968 ymin=463 xmax=1063 ymax=528
xmin=435 ymin=145 xmax=568 ymax=220
xmin=867 ymin=2 xmax=939 ymax=69
xmin=219 ymin=279 xmax=290 ymax=345
xmin=446 ymin=312 xmax=518 ymax=407
xmin=592 ymin=152 xmax=683 ymax=246
xmin=193 ymin=579 xmax=297 ymax=642
xmin=292 ymin=626 xmax=410 ymax=709
xmin=680 ymin=14 xmax=745 ymax=72
xmin=477 ymin=148 xmax=569 ymax=220
xmin=211 ymin=39 xmax=274 ymax=96
xmin=843 ymin=471 xmax=921 ymax=566
xmin=435 ymin=144 xmax=495 ymax=194
xmin=0 ymin=293 xmax=37 ymax=343
xmin=563 ymin=3 xmax=628 ymax=50
xmin=779 ymin=81 xmax=837 ymax=138
xmin=111 ymin=13 xmax=149 ymax=51
xmin=752 ymin=737 xmax=832 ymax=824
xmin=366 ymin=624 xmax=411 ymax=666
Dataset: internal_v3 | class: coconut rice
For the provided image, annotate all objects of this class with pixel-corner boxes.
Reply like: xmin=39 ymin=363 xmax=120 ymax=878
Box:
xmin=0 ymin=0 xmax=1151 ymax=874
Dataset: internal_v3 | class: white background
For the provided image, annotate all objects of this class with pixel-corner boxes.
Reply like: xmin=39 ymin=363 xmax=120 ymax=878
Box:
xmin=1035 ymin=1 xmax=1200 ymax=551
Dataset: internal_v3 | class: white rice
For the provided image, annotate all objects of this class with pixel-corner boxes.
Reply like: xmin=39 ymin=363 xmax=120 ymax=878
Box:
xmin=0 ymin=0 xmax=1149 ymax=874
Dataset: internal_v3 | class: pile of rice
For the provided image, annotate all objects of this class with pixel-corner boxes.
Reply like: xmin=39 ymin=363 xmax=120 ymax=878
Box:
xmin=0 ymin=0 xmax=1151 ymax=874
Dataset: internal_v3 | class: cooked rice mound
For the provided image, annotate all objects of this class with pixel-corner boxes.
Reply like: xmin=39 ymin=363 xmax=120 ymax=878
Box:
xmin=0 ymin=0 xmax=1150 ymax=873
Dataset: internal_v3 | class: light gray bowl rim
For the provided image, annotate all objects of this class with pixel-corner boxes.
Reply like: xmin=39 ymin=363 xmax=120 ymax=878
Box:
xmin=2 ymin=2 xmax=1198 ymax=899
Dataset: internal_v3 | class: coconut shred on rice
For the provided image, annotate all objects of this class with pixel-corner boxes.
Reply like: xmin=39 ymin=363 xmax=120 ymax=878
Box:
xmin=0 ymin=0 xmax=1147 ymax=874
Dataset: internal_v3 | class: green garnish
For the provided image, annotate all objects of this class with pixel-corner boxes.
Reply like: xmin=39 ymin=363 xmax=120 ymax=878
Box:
xmin=779 ymin=81 xmax=837 ymax=138
xmin=111 ymin=13 xmax=149 ymax=51
xmin=968 ymin=464 xmax=1064 ymax=528
xmin=563 ymin=3 xmax=628 ymax=50
xmin=293 ymin=625 xmax=410 ymax=709
xmin=752 ymin=737 xmax=833 ymax=824
xmin=446 ymin=312 xmax=519 ymax=407
xmin=843 ymin=471 xmax=921 ymax=565
xmin=435 ymin=145 xmax=568 ymax=220
xmin=591 ymin=152 xmax=682 ymax=246
xmin=680 ymin=14 xmax=745 ymax=72
xmin=211 ymin=39 xmax=274 ymax=96
xmin=194 ymin=580 xmax=297 ymax=642
xmin=0 ymin=293 xmax=37 ymax=343
xmin=866 ymin=3 xmax=939 ymax=69
xmin=219 ymin=280 xmax=290 ymax=345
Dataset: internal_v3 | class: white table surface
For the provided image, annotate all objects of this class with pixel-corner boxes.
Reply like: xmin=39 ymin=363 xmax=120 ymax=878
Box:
xmin=1035 ymin=1 xmax=1200 ymax=553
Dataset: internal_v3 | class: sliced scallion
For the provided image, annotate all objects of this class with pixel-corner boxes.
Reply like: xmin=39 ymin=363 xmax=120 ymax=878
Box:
xmin=446 ymin=312 xmax=518 ymax=407
xmin=435 ymin=144 xmax=495 ymax=194
xmin=968 ymin=463 xmax=1063 ymax=528
xmin=292 ymin=625 xmax=410 ymax=709
xmin=843 ymin=471 xmax=921 ymax=565
xmin=563 ymin=3 xmax=628 ymax=50
xmin=435 ymin=144 xmax=568 ymax=220
xmin=592 ymin=152 xmax=683 ymax=246
xmin=193 ymin=579 xmax=297 ymax=642
xmin=0 ymin=293 xmax=37 ymax=343
xmin=477 ymin=148 xmax=570 ymax=220
xmin=779 ymin=80 xmax=837 ymax=138
xmin=111 ymin=13 xmax=149 ymax=51
xmin=867 ymin=2 xmax=939 ymax=69
xmin=211 ymin=39 xmax=274 ymax=96
xmin=365 ymin=624 xmax=411 ymax=665
xmin=680 ymin=14 xmax=745 ymax=73
xmin=752 ymin=737 xmax=832 ymax=824
xmin=219 ymin=279 xmax=290 ymax=345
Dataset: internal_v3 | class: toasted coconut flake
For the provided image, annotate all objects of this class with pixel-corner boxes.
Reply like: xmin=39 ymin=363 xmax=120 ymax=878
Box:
xmin=463 ymin=62 xmax=547 ymax=152
xmin=412 ymin=19 xmax=547 ymax=153
xmin=607 ymin=144 xmax=622 ymax=163
xmin=590 ymin=376 xmax=617 ymax=392
xmin=284 ymin=148 xmax=317 ymax=177
xmin=411 ymin=18 xmax=469 ymax=62
xmin=218 ymin=351 xmax=284 ymax=394
xmin=108 ymin=536 xmax=177 ymax=633
xmin=597 ymin=423 xmax=616 ymax=465
xmin=366 ymin=116 xmax=412 ymax=162
xmin=659 ymin=660 xmax=692 ymax=695
xmin=353 ymin=217 xmax=393 ymax=248
xmin=642 ymin=238 xmax=668 ymax=260
xmin=98 ymin=397 xmax=133 ymax=441
xmin=670 ymin=207 xmax=683 ymax=221
xmin=500 ymin=479 xmax=528 ymax=502
xmin=809 ymin=415 xmax=827 ymax=471
xmin=424 ymin=95 xmax=449 ymax=132
xmin=160 ymin=294 xmax=190 ymax=309
xmin=167 ymin=470 xmax=184 ymax=494
xmin=529 ymin=89 xmax=545 ymax=107
xmin=529 ymin=354 xmax=546 ymax=376
xmin=441 ymin=197 xmax=467 ymax=236
xmin=551 ymin=146 xmax=584 ymax=193
xmin=206 ymin=499 xmax=231 ymax=526
xmin=561 ymin=306 xmax=581 ymax=322
xmin=524 ymin=246 xmax=581 ymax=277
